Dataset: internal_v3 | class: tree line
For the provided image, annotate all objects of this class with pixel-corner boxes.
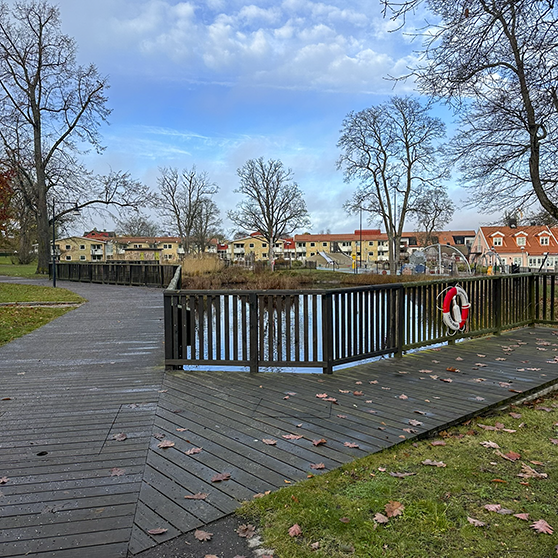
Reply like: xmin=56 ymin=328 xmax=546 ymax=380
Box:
xmin=2 ymin=0 xmax=557 ymax=273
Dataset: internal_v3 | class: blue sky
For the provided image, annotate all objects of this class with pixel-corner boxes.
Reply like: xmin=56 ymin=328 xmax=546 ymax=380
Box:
xmin=35 ymin=0 xmax=487 ymax=235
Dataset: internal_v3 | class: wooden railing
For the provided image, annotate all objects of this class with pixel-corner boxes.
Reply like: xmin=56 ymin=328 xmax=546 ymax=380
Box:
xmin=51 ymin=262 xmax=179 ymax=288
xmin=164 ymin=273 xmax=558 ymax=373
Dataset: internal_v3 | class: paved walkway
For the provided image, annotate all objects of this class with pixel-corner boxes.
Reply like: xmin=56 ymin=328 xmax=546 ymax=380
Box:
xmin=1 ymin=277 xmax=558 ymax=558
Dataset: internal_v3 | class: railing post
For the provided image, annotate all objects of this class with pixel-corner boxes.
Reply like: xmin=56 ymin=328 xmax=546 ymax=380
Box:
xmin=529 ymin=274 xmax=536 ymax=326
xmin=494 ymin=275 xmax=502 ymax=334
xmin=321 ymin=292 xmax=333 ymax=374
xmin=395 ymin=284 xmax=405 ymax=357
xmin=249 ymin=292 xmax=259 ymax=373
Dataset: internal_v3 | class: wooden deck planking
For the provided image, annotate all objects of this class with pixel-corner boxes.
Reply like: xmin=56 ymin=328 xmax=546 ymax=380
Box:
xmin=128 ymin=327 xmax=558 ymax=554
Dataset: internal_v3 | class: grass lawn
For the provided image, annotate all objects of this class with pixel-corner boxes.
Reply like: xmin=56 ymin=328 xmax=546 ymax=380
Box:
xmin=0 ymin=283 xmax=84 ymax=347
xmin=240 ymin=393 xmax=558 ymax=558
xmin=0 ymin=256 xmax=43 ymax=279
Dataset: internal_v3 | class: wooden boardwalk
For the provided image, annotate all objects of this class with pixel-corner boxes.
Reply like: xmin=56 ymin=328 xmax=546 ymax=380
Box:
xmin=1 ymin=279 xmax=558 ymax=557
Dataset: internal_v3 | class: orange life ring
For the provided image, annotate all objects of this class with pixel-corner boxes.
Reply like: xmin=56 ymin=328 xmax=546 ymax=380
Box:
xmin=442 ymin=286 xmax=470 ymax=331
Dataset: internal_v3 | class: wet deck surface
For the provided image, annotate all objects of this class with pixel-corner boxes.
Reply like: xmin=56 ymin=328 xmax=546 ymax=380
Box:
xmin=1 ymin=277 xmax=558 ymax=557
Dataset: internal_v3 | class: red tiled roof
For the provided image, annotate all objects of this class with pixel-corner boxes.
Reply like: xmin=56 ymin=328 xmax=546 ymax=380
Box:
xmin=479 ymin=226 xmax=558 ymax=255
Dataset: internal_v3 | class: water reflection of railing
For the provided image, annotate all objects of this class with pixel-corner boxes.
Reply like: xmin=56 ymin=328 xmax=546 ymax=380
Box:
xmin=164 ymin=273 xmax=558 ymax=373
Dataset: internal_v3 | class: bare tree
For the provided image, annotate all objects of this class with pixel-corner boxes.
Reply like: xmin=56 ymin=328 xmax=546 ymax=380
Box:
xmin=156 ymin=166 xmax=218 ymax=254
xmin=0 ymin=1 xmax=114 ymax=273
xmin=228 ymin=157 xmax=310 ymax=269
xmin=191 ymin=198 xmax=222 ymax=254
xmin=413 ymin=186 xmax=455 ymax=246
xmin=382 ymin=0 xmax=558 ymax=220
xmin=115 ymin=212 xmax=161 ymax=237
xmin=338 ymin=96 xmax=447 ymax=271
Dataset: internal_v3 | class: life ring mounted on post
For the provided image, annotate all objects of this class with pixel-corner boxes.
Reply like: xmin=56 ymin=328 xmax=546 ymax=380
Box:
xmin=442 ymin=286 xmax=470 ymax=331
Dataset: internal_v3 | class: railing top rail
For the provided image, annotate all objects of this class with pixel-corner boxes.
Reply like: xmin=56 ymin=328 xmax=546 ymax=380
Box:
xmin=402 ymin=272 xmax=539 ymax=289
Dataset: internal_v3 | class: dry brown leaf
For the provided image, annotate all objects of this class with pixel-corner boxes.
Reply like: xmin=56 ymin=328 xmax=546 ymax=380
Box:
xmin=310 ymin=463 xmax=325 ymax=470
xmin=389 ymin=471 xmax=416 ymax=478
xmin=467 ymin=517 xmax=486 ymax=527
xmin=385 ymin=501 xmax=404 ymax=518
xmin=288 ymin=523 xmax=302 ymax=537
xmin=0 ymin=477 xmax=8 ymax=484
xmin=113 ymin=433 xmax=127 ymax=442
xmin=176 ymin=427 xmax=188 ymax=432
xmin=531 ymin=519 xmax=554 ymax=534
xmin=157 ymin=440 xmax=175 ymax=449
xmin=110 ymin=467 xmax=125 ymax=477
xmin=194 ymin=529 xmax=213 ymax=542
xmin=237 ymin=524 xmax=256 ymax=538
xmin=211 ymin=472 xmax=231 ymax=482
xmin=184 ymin=492 xmax=208 ymax=500
xmin=514 ymin=513 xmax=530 ymax=521
xmin=409 ymin=419 xmax=423 ymax=427
xmin=262 ymin=439 xmax=277 ymax=445
xmin=422 ymin=459 xmax=446 ymax=468
xmin=282 ymin=434 xmax=303 ymax=440
xmin=312 ymin=438 xmax=327 ymax=446
xmin=316 ymin=393 xmax=328 ymax=399
xmin=399 ymin=394 xmax=408 ymax=400
xmin=518 ymin=463 xmax=547 ymax=479
xmin=509 ymin=412 xmax=522 ymax=419
xmin=353 ymin=391 xmax=364 ymax=396
xmin=484 ymin=504 xmax=501 ymax=512
xmin=185 ymin=447 xmax=202 ymax=455
xmin=147 ymin=528 xmax=168 ymax=535
xmin=480 ymin=441 xmax=500 ymax=449
xmin=446 ymin=367 xmax=460 ymax=373
xmin=374 ymin=512 xmax=389 ymax=524
xmin=344 ymin=442 xmax=360 ymax=448
xmin=431 ymin=441 xmax=446 ymax=446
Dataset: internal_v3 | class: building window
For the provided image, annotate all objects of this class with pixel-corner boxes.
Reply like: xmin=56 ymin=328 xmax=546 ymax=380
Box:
xmin=310 ymin=252 xmax=315 ymax=257
xmin=133 ymin=244 xmax=142 ymax=249
xmin=322 ymin=242 xmax=328 ymax=247
xmin=249 ymin=243 xmax=254 ymax=248
xmin=65 ymin=255 xmax=72 ymax=261
xmin=262 ymin=243 xmax=267 ymax=248
xmin=310 ymin=242 xmax=315 ymax=247
xmin=368 ymin=241 xmax=374 ymax=246
xmin=516 ymin=236 xmax=526 ymax=246
xmin=541 ymin=236 xmax=550 ymax=245
xmin=80 ymin=244 xmax=85 ymax=250
xmin=80 ymin=255 xmax=86 ymax=261
xmin=493 ymin=237 xmax=502 ymax=246
xmin=65 ymin=244 xmax=71 ymax=250
xmin=163 ymin=244 xmax=173 ymax=249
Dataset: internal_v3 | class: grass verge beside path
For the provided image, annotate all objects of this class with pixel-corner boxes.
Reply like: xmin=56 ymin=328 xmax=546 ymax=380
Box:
xmin=240 ymin=393 xmax=558 ymax=558
xmin=0 ymin=283 xmax=84 ymax=346
xmin=0 ymin=256 xmax=43 ymax=279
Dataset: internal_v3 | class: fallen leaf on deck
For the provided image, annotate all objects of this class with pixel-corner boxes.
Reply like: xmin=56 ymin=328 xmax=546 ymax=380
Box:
xmin=531 ymin=519 xmax=554 ymax=534
xmin=355 ymin=381 xmax=363 ymax=385
xmin=455 ymin=357 xmax=464 ymax=361
xmin=185 ymin=447 xmax=202 ymax=455
xmin=176 ymin=428 xmax=188 ymax=432
xmin=153 ymin=433 xmax=165 ymax=439
xmin=403 ymin=428 xmax=417 ymax=434
xmin=477 ymin=354 xmax=486 ymax=357
xmin=113 ymin=433 xmax=127 ymax=442
xmin=253 ymin=491 xmax=271 ymax=498
xmin=157 ymin=440 xmax=175 ymax=449
xmin=337 ymin=415 xmax=347 ymax=419
xmin=353 ymin=391 xmax=364 ymax=396
xmin=289 ymin=524 xmax=302 ymax=537
xmin=310 ymin=463 xmax=325 ymax=469
xmin=467 ymin=517 xmax=486 ymax=527
xmin=385 ymin=501 xmax=404 ymax=517
xmin=495 ymin=357 xmax=507 ymax=361
xmin=422 ymin=459 xmax=446 ymax=467
xmin=110 ymin=468 xmax=125 ymax=477
xmin=147 ymin=528 xmax=168 ymax=535
xmin=420 ymin=369 xmax=433 ymax=373
xmin=211 ymin=472 xmax=231 ymax=482
xmin=344 ymin=442 xmax=360 ymax=448
xmin=184 ymin=492 xmax=208 ymax=500
xmin=324 ymin=397 xmax=338 ymax=403
xmin=262 ymin=439 xmax=277 ymax=445
xmin=0 ymin=477 xmax=8 ymax=484
xmin=283 ymin=434 xmax=303 ymax=440
xmin=399 ymin=394 xmax=408 ymax=400
xmin=370 ymin=380 xmax=378 ymax=384
xmin=409 ymin=419 xmax=423 ymax=427
xmin=194 ymin=529 xmax=213 ymax=542
xmin=446 ymin=367 xmax=460 ymax=373
xmin=440 ymin=378 xmax=453 ymax=383
xmin=312 ymin=438 xmax=327 ymax=446
xmin=475 ymin=363 xmax=487 ymax=368
xmin=339 ymin=389 xmax=350 ymax=394
xmin=316 ymin=393 xmax=328 ymax=399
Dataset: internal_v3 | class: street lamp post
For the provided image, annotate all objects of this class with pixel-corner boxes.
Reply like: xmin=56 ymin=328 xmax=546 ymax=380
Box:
xmin=51 ymin=200 xmax=80 ymax=288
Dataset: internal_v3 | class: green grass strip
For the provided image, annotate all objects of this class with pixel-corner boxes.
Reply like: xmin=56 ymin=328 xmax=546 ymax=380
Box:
xmin=0 ymin=283 xmax=84 ymax=303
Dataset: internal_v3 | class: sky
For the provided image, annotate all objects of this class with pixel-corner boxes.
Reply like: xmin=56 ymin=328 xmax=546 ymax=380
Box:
xmin=14 ymin=0 xmax=491 ymax=236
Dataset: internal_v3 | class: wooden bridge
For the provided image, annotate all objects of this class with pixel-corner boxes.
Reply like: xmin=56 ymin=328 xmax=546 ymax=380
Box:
xmin=1 ymin=277 xmax=558 ymax=557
